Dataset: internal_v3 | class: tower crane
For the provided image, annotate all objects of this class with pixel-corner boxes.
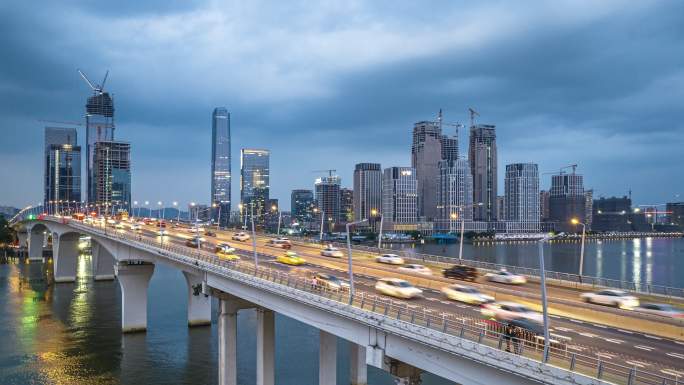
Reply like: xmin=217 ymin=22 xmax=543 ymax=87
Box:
xmin=77 ymin=68 xmax=109 ymax=94
xmin=541 ymin=164 xmax=578 ymax=175
xmin=468 ymin=107 xmax=480 ymax=127
xmin=38 ymin=119 xmax=83 ymax=126
xmin=311 ymin=169 xmax=337 ymax=177
xmin=432 ymin=109 xmax=464 ymax=136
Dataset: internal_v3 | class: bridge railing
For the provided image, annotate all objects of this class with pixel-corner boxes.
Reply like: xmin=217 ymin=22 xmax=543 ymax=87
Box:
xmin=278 ymin=235 xmax=684 ymax=300
xmin=56 ymin=217 xmax=681 ymax=385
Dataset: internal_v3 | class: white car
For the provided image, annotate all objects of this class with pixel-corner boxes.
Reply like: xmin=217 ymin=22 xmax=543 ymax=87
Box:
xmin=266 ymin=238 xmax=292 ymax=249
xmin=130 ymin=224 xmax=141 ymax=231
xmin=375 ymin=254 xmax=405 ymax=265
xmin=320 ymin=246 xmax=344 ymax=258
xmin=481 ymin=302 xmax=543 ymax=324
xmin=634 ymin=303 xmax=684 ymax=318
xmin=580 ymin=290 xmax=639 ymax=309
xmin=232 ymin=232 xmax=251 ymax=242
xmin=398 ymin=264 xmax=433 ymax=275
xmin=485 ymin=270 xmax=527 ymax=285
xmin=375 ymin=278 xmax=422 ymax=299
xmin=441 ymin=284 xmax=494 ymax=305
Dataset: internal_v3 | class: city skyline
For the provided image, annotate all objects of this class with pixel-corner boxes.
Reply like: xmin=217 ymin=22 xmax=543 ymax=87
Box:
xmin=2 ymin=2 xmax=684 ymax=210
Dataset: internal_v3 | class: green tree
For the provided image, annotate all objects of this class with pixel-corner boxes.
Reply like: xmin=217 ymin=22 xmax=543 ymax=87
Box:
xmin=0 ymin=215 xmax=15 ymax=245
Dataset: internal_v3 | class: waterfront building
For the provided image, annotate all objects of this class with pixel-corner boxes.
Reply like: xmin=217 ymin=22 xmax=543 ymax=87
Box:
xmin=340 ymin=188 xmax=353 ymax=223
xmin=44 ymin=127 xmax=81 ymax=207
xmin=210 ymin=107 xmax=231 ymax=227
xmin=382 ymin=167 xmax=417 ymax=230
xmin=468 ymin=124 xmax=497 ymax=222
xmin=592 ymin=196 xmax=631 ymax=232
xmin=92 ymin=141 xmax=131 ymax=214
xmin=436 ymin=159 xmax=473 ymax=232
xmin=240 ymin=149 xmax=270 ymax=226
xmin=189 ymin=203 xmax=210 ymax=222
xmin=548 ymin=171 xmax=585 ymax=233
xmin=540 ymin=190 xmax=550 ymax=221
xmin=504 ymin=163 xmax=540 ymax=224
xmin=667 ymin=202 xmax=684 ymax=228
xmin=314 ymin=176 xmax=341 ymax=231
xmin=291 ymin=189 xmax=315 ymax=225
xmin=85 ymin=89 xmax=115 ymax=204
xmin=496 ymin=196 xmax=506 ymax=221
xmin=352 ymin=163 xmax=382 ymax=222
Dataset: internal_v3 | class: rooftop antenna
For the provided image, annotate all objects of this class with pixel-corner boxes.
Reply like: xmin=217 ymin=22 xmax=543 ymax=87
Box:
xmin=468 ymin=107 xmax=480 ymax=127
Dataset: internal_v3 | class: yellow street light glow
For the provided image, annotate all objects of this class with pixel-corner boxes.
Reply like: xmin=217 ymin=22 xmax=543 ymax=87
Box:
xmin=271 ymin=205 xmax=277 ymax=211
xmin=571 ymin=218 xmax=580 ymax=225
xmin=370 ymin=208 xmax=378 ymax=216
xmin=450 ymin=213 xmax=458 ymax=219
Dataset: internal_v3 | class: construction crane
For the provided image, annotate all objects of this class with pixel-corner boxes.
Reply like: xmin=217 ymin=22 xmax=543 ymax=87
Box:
xmin=468 ymin=107 xmax=480 ymax=127
xmin=433 ymin=109 xmax=464 ymax=136
xmin=541 ymin=164 xmax=578 ymax=175
xmin=311 ymin=169 xmax=337 ymax=177
xmin=78 ymin=68 xmax=109 ymax=94
xmin=38 ymin=119 xmax=83 ymax=126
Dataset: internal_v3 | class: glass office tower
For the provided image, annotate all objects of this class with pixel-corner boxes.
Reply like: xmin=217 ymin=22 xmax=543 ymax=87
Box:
xmin=240 ymin=149 xmax=270 ymax=225
xmin=211 ymin=107 xmax=231 ymax=226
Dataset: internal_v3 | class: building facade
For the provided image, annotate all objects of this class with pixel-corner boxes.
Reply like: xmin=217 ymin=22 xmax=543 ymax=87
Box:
xmin=291 ymin=189 xmax=315 ymax=225
xmin=504 ymin=163 xmax=540 ymax=224
xmin=240 ymin=149 xmax=270 ymax=225
xmin=85 ymin=91 xmax=115 ymax=204
xmin=540 ymin=190 xmax=550 ymax=221
xmin=592 ymin=196 xmax=632 ymax=232
xmin=352 ymin=163 xmax=382 ymax=223
xmin=548 ymin=172 xmax=585 ymax=233
xmin=210 ymin=107 xmax=231 ymax=227
xmin=382 ymin=167 xmax=417 ymax=229
xmin=468 ymin=124 xmax=498 ymax=222
xmin=496 ymin=196 xmax=506 ymax=221
xmin=436 ymin=159 xmax=473 ymax=232
xmin=340 ymin=188 xmax=354 ymax=223
xmin=314 ymin=176 xmax=341 ymax=231
xmin=666 ymin=202 xmax=684 ymax=228
xmin=44 ymin=127 xmax=81 ymax=207
xmin=92 ymin=141 xmax=131 ymax=214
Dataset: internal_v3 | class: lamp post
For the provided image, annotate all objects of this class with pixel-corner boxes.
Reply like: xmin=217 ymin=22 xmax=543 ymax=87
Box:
xmin=271 ymin=204 xmax=282 ymax=235
xmin=133 ymin=201 xmax=138 ymax=219
xmin=144 ymin=201 xmax=150 ymax=219
xmin=571 ymin=218 xmax=586 ymax=282
xmin=173 ymin=201 xmax=179 ymax=222
xmin=346 ymin=218 xmax=368 ymax=302
xmin=452 ymin=202 xmax=483 ymax=261
xmin=371 ymin=208 xmax=383 ymax=250
xmin=251 ymin=203 xmax=258 ymax=271
xmin=538 ymin=233 xmax=557 ymax=362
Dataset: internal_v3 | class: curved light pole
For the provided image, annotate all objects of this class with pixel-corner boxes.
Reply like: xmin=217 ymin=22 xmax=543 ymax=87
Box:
xmin=537 ymin=233 xmax=558 ymax=362
xmin=571 ymin=218 xmax=586 ymax=282
xmin=371 ymin=208 xmax=383 ymax=250
xmin=346 ymin=218 xmax=368 ymax=302
xmin=271 ymin=204 xmax=282 ymax=235
xmin=313 ymin=207 xmax=324 ymax=243
xmin=173 ymin=201 xmax=179 ymax=222
xmin=452 ymin=202 xmax=483 ymax=261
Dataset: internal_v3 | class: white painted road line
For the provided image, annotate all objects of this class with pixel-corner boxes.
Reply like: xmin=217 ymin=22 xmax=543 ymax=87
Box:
xmin=666 ymin=352 xmax=684 ymax=360
xmin=644 ymin=334 xmax=663 ymax=340
xmin=569 ymin=319 xmax=584 ymax=324
xmin=567 ymin=345 xmax=586 ymax=352
xmin=554 ymin=327 xmax=574 ymax=333
xmin=634 ymin=345 xmax=655 ymax=352
xmin=625 ymin=360 xmax=650 ymax=368
xmin=596 ymin=353 xmax=614 ymax=360
xmin=592 ymin=323 xmax=608 ymax=329
xmin=579 ymin=332 xmax=598 ymax=338
xmin=605 ymin=338 xmax=624 ymax=344
xmin=661 ymin=369 xmax=684 ymax=377
xmin=617 ymin=329 xmax=634 ymax=334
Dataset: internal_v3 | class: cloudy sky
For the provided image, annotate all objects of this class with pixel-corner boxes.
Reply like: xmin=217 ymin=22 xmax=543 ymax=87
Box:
xmin=1 ymin=0 xmax=683 ymax=210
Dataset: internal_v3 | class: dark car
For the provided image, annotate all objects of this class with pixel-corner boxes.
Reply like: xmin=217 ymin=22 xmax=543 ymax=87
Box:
xmin=205 ymin=230 xmax=216 ymax=237
xmin=185 ymin=239 xmax=200 ymax=248
xmin=443 ymin=265 xmax=478 ymax=281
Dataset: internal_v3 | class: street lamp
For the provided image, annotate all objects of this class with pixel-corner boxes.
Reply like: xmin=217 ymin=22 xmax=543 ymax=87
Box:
xmin=371 ymin=208 xmax=383 ymax=250
xmin=133 ymin=201 xmax=138 ymax=219
xmin=571 ymin=218 xmax=586 ymax=282
xmin=346 ymin=218 xmax=368 ymax=302
xmin=250 ymin=203 xmax=258 ymax=271
xmin=212 ymin=203 xmax=222 ymax=231
xmin=537 ymin=233 xmax=557 ymax=362
xmin=313 ymin=207 xmax=324 ymax=242
xmin=271 ymin=204 xmax=282 ymax=235
xmin=144 ymin=201 xmax=150 ymax=219
xmin=453 ymin=202 xmax=483 ymax=261
xmin=173 ymin=201 xmax=179 ymax=222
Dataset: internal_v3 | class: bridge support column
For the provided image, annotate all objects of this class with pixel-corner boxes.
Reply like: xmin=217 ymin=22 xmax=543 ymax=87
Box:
xmin=28 ymin=229 xmax=45 ymax=261
xmin=218 ymin=298 xmax=239 ymax=385
xmin=384 ymin=359 xmax=423 ymax=385
xmin=53 ymin=232 xmax=79 ymax=283
xmin=92 ymin=243 xmax=115 ymax=281
xmin=256 ymin=308 xmax=275 ymax=385
xmin=115 ymin=262 xmax=155 ymax=333
xmin=182 ymin=271 xmax=211 ymax=326
xmin=16 ymin=231 xmax=28 ymax=249
xmin=319 ymin=330 xmax=337 ymax=385
xmin=350 ymin=342 xmax=367 ymax=385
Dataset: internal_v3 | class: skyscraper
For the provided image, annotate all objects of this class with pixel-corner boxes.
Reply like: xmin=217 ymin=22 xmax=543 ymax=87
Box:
xmin=84 ymin=86 xmax=115 ymax=204
xmin=505 ymin=163 xmax=540 ymax=227
xmin=382 ymin=167 xmax=417 ymax=229
xmin=210 ymin=107 xmax=231 ymax=227
xmin=540 ymin=190 xmax=550 ymax=221
xmin=549 ymin=171 xmax=585 ymax=232
xmin=353 ymin=163 xmax=382 ymax=222
xmin=436 ymin=159 xmax=473 ymax=232
xmin=340 ymin=188 xmax=354 ymax=223
xmin=291 ymin=189 xmax=315 ymax=224
xmin=314 ymin=175 xmax=341 ymax=231
xmin=240 ymin=149 xmax=270 ymax=225
xmin=469 ymin=124 xmax=497 ymax=222
xmin=44 ymin=127 xmax=81 ymax=207
xmin=93 ymin=141 xmax=131 ymax=214
xmin=411 ymin=120 xmax=457 ymax=221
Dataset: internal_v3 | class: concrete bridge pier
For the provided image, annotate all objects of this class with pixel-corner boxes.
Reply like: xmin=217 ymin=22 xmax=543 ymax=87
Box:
xmin=385 ymin=359 xmax=423 ymax=385
xmin=52 ymin=232 xmax=80 ymax=283
xmin=319 ymin=330 xmax=337 ymax=385
xmin=182 ymin=271 xmax=211 ymax=326
xmin=27 ymin=228 xmax=46 ymax=261
xmin=350 ymin=342 xmax=368 ymax=385
xmin=92 ymin=242 xmax=115 ymax=281
xmin=217 ymin=294 xmax=254 ymax=385
xmin=115 ymin=262 xmax=155 ymax=333
xmin=256 ymin=308 xmax=275 ymax=385
xmin=16 ymin=231 xmax=28 ymax=249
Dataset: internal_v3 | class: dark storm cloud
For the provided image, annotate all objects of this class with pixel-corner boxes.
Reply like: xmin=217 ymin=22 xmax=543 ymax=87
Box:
xmin=1 ymin=1 xmax=683 ymax=208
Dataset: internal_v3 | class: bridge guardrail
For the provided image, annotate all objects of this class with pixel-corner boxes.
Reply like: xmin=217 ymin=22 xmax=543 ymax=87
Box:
xmin=277 ymin=234 xmax=684 ymax=301
xmin=51 ymin=217 xmax=681 ymax=385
